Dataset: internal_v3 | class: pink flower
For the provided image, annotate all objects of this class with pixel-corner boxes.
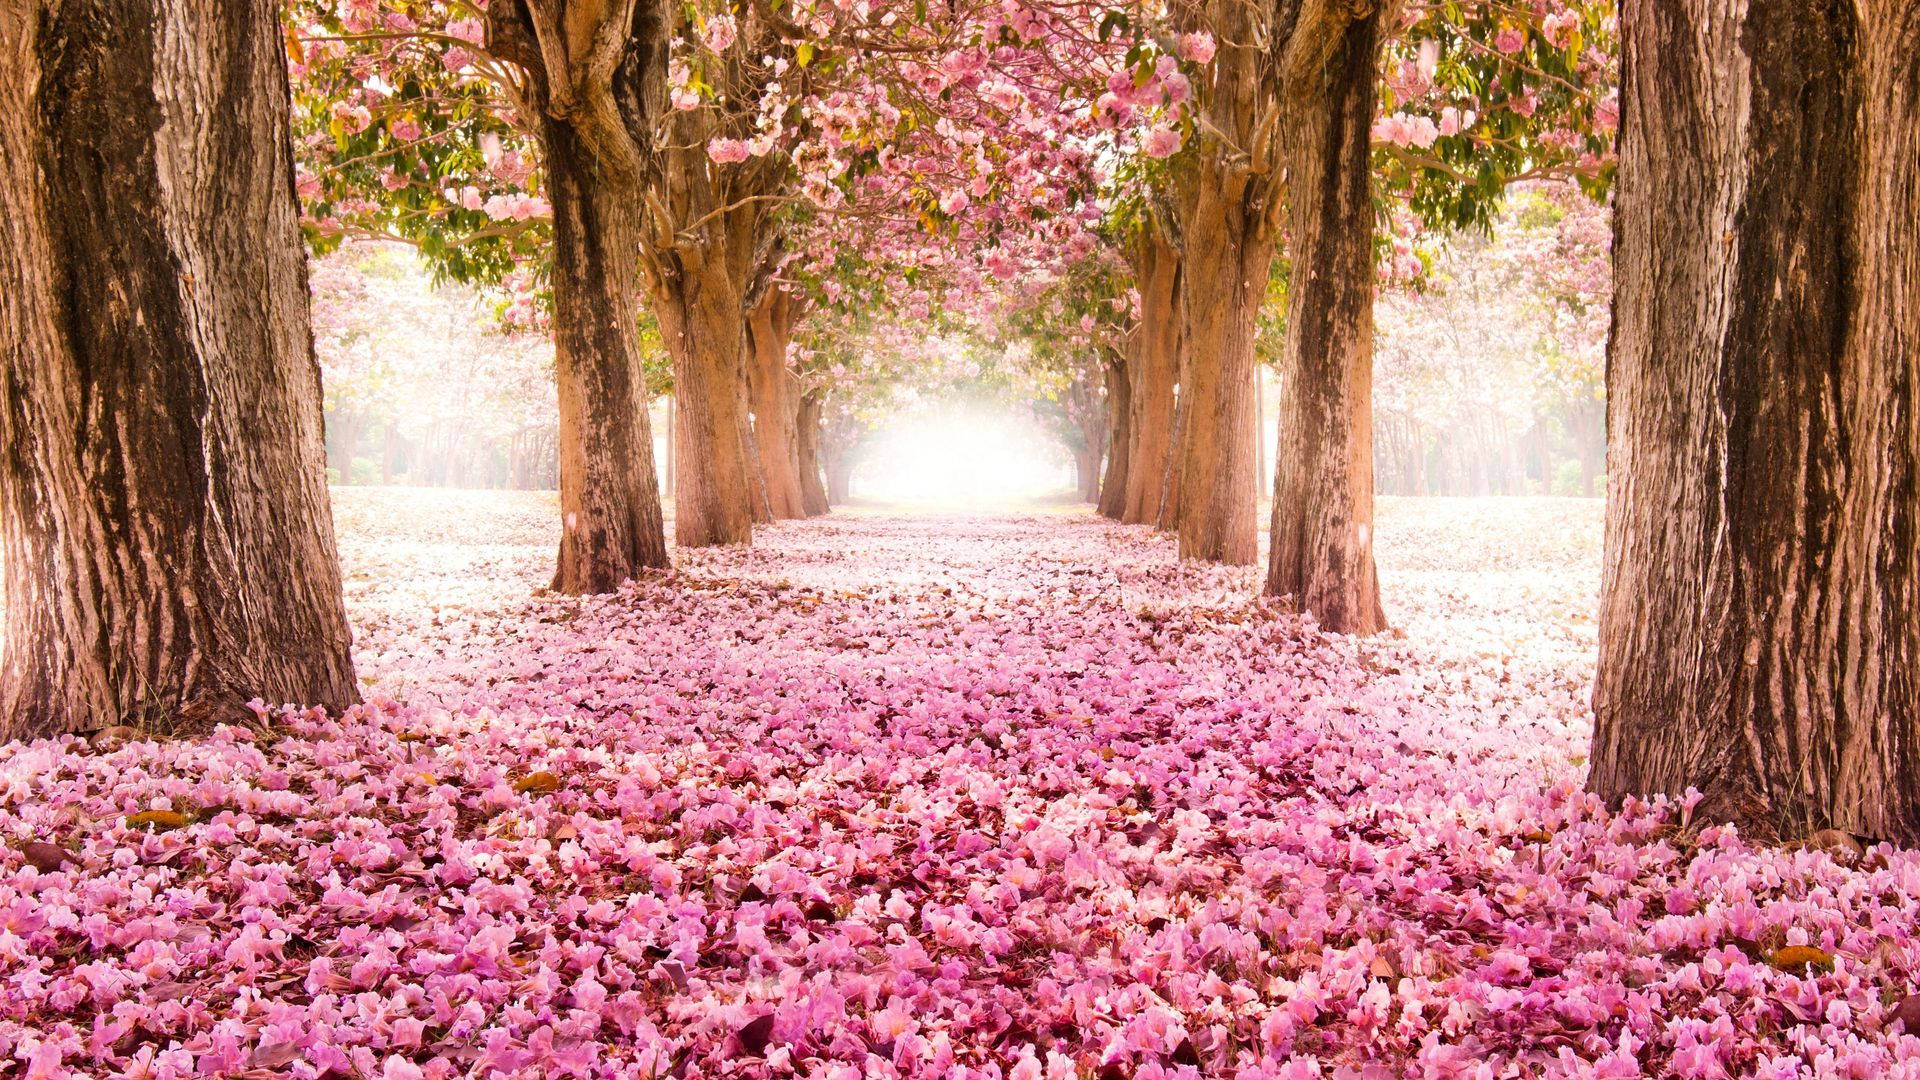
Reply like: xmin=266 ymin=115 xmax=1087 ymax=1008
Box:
xmin=700 ymin=14 xmax=738 ymax=53
xmin=1140 ymin=125 xmax=1183 ymax=158
xmin=1179 ymin=32 xmax=1216 ymax=64
xmin=330 ymin=101 xmax=372 ymax=134
xmin=1494 ymin=26 xmax=1526 ymax=54
xmin=1595 ymin=91 xmax=1619 ymax=135
xmin=707 ymin=137 xmax=750 ymax=164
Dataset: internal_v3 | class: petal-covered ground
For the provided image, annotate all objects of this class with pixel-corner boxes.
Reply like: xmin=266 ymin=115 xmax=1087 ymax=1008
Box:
xmin=5 ymin=492 xmax=1919 ymax=1079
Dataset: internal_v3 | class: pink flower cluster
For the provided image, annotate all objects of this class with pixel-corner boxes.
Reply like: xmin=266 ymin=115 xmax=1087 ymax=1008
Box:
xmin=3 ymin=494 xmax=1919 ymax=1078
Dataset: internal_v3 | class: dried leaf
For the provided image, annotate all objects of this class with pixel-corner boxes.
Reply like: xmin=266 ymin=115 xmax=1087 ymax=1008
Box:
xmin=126 ymin=810 xmax=187 ymax=832
xmin=249 ymin=1042 xmax=300 ymax=1068
xmin=21 ymin=842 xmax=72 ymax=873
xmin=513 ymin=771 xmax=561 ymax=794
xmin=736 ymin=1013 xmax=776 ymax=1056
xmin=1890 ymin=992 xmax=1920 ymax=1033
xmin=1805 ymin=829 xmax=1863 ymax=859
xmin=91 ymin=725 xmax=146 ymax=749
xmin=1767 ymin=945 xmax=1835 ymax=975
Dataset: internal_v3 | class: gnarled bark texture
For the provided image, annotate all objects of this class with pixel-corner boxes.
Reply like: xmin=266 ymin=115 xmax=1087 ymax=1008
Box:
xmin=1591 ymin=0 xmax=1920 ymax=842
xmin=543 ymin=119 xmax=669 ymax=592
xmin=1265 ymin=11 xmax=1388 ymax=635
xmin=1097 ymin=351 xmax=1132 ymax=518
xmin=486 ymin=0 xmax=671 ymax=591
xmin=1124 ymin=226 xmax=1182 ymax=526
xmin=746 ymin=288 xmax=808 ymax=519
xmin=0 ymin=0 xmax=358 ymax=739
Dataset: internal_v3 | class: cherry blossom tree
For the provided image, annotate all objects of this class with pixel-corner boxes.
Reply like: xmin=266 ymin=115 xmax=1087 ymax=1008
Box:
xmin=1110 ymin=1 xmax=1615 ymax=633
xmin=0 ymin=0 xmax=358 ymax=739
xmin=1592 ymin=0 xmax=1920 ymax=843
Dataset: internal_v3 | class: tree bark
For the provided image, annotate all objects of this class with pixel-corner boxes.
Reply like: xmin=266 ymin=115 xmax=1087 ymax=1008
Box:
xmin=541 ymin=117 xmax=670 ymax=592
xmin=655 ymin=259 xmax=756 ymax=547
xmin=0 ymin=0 xmax=358 ymax=739
xmin=1098 ymin=352 xmax=1132 ymax=518
xmin=746 ymin=289 xmax=808 ymax=518
xmin=1172 ymin=173 xmax=1267 ymax=564
xmin=796 ymin=389 xmax=829 ymax=515
xmin=1265 ymin=11 xmax=1388 ymax=635
xmin=1124 ymin=226 xmax=1182 ymax=526
xmin=1591 ymin=0 xmax=1920 ymax=843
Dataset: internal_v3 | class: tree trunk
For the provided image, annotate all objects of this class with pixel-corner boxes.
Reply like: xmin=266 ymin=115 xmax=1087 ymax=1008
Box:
xmin=1173 ymin=178 xmax=1267 ymax=564
xmin=326 ymin=410 xmax=366 ymax=482
xmin=1124 ymin=226 xmax=1182 ymax=526
xmin=1072 ymin=447 xmax=1101 ymax=502
xmin=1157 ymin=381 xmax=1185 ymax=531
xmin=663 ymin=394 xmax=675 ymax=493
xmin=655 ymin=259 xmax=756 ymax=548
xmin=1591 ymin=0 xmax=1920 ymax=843
xmin=796 ymin=391 xmax=830 ymax=515
xmin=1098 ymin=353 xmax=1132 ymax=518
xmin=746 ymin=289 xmax=808 ymax=518
xmin=741 ymin=353 xmax=774 ymax=526
xmin=541 ymin=118 xmax=670 ymax=593
xmin=0 ymin=1 xmax=358 ymax=739
xmin=1264 ymin=11 xmax=1388 ymax=634
xmin=826 ymin=458 xmax=853 ymax=505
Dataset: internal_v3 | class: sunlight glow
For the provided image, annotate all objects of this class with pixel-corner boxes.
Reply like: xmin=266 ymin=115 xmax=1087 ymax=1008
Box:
xmin=853 ymin=403 xmax=1073 ymax=506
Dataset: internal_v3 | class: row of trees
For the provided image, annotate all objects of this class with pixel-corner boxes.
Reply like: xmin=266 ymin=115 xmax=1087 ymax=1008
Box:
xmin=2 ymin=0 xmax=1915 ymax=844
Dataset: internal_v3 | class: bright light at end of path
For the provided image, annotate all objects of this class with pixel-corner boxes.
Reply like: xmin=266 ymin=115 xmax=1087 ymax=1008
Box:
xmin=856 ymin=406 xmax=1072 ymax=507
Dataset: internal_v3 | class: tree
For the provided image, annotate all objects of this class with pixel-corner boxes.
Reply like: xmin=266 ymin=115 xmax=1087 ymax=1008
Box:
xmin=746 ymin=286 xmax=814 ymax=519
xmin=1590 ymin=0 xmax=1920 ymax=842
xmin=0 ymin=2 xmax=359 ymax=739
xmin=480 ymin=2 xmax=674 ymax=586
xmin=1143 ymin=1 xmax=1613 ymax=625
xmin=287 ymin=1 xmax=668 ymax=590
xmin=1114 ymin=212 xmax=1182 ymax=527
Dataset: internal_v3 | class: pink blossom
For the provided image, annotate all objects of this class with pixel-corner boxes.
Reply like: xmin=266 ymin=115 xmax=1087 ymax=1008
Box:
xmin=700 ymin=14 xmax=738 ymax=53
xmin=1140 ymin=125 xmax=1183 ymax=158
xmin=707 ymin=137 xmax=750 ymax=164
xmin=1179 ymin=32 xmax=1216 ymax=64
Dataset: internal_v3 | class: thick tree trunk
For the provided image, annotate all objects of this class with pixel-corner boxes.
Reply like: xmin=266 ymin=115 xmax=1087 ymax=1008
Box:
xmin=1098 ymin=354 xmax=1132 ymax=518
xmin=1265 ymin=11 xmax=1388 ymax=634
xmin=796 ymin=390 xmax=829 ymax=515
xmin=0 ymin=1 xmax=358 ymax=739
xmin=541 ymin=119 xmax=670 ymax=592
xmin=655 ymin=259 xmax=756 ymax=548
xmin=1173 ymin=182 xmax=1267 ymax=564
xmin=746 ymin=289 xmax=808 ymax=519
xmin=1124 ymin=227 xmax=1182 ymax=526
xmin=1591 ymin=0 xmax=1920 ymax=843
xmin=1263 ymin=14 xmax=1388 ymax=632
